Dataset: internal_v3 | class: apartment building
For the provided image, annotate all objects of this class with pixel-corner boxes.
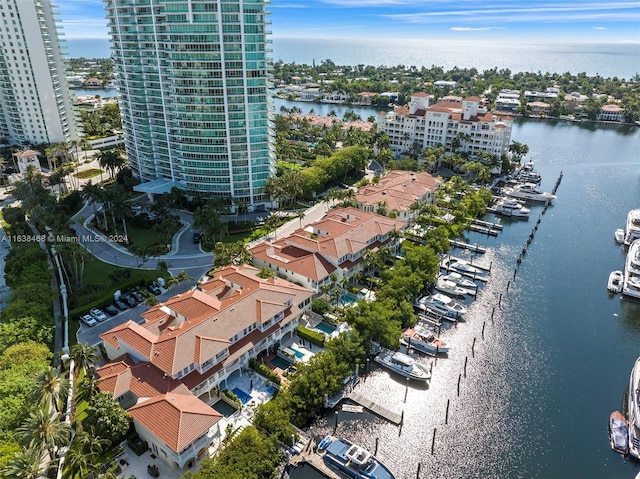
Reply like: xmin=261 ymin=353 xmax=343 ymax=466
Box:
xmin=104 ymin=0 xmax=275 ymax=204
xmin=377 ymin=93 xmax=512 ymax=161
xmin=0 ymin=0 xmax=78 ymax=145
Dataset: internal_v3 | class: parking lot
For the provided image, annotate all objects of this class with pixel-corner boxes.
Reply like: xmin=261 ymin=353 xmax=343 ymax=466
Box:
xmin=76 ymin=280 xmax=198 ymax=347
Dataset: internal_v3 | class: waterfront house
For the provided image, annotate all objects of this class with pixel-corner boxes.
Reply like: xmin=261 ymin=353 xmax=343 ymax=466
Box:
xmin=598 ymin=104 xmax=625 ymax=122
xmin=354 ymin=170 xmax=441 ymax=223
xmin=99 ymin=264 xmax=314 ymax=469
xmin=528 ymin=101 xmax=551 ymax=117
xmin=250 ymin=207 xmax=405 ymax=292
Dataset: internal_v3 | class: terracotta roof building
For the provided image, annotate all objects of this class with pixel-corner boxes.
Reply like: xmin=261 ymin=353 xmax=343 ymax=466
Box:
xmin=377 ymin=93 xmax=512 ymax=163
xmin=251 ymin=207 xmax=405 ymax=292
xmin=99 ymin=264 xmax=314 ymax=471
xmin=354 ymin=170 xmax=441 ymax=222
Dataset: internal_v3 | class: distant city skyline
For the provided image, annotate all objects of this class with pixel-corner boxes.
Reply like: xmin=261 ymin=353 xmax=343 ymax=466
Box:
xmin=61 ymin=0 xmax=640 ymax=44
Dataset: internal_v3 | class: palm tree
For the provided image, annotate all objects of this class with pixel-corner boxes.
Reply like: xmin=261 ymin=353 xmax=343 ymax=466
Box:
xmin=296 ymin=210 xmax=305 ymax=228
xmin=75 ymin=374 xmax=100 ymax=405
xmin=63 ymin=430 xmax=109 ymax=479
xmin=69 ymin=343 xmax=99 ymax=377
xmin=176 ymin=270 xmax=192 ymax=283
xmin=18 ymin=405 xmax=70 ymax=463
xmin=2 ymin=446 xmax=48 ymax=479
xmin=33 ymin=366 xmax=69 ymax=414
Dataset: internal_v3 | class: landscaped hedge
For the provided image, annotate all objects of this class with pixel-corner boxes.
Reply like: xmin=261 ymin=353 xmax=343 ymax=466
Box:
xmin=222 ymin=389 xmax=241 ymax=407
xmin=296 ymin=325 xmax=325 ymax=348
xmin=249 ymin=358 xmax=281 ymax=385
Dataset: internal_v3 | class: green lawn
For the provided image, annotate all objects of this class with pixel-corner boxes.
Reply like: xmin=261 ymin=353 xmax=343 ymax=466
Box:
xmin=74 ymin=168 xmax=105 ymax=179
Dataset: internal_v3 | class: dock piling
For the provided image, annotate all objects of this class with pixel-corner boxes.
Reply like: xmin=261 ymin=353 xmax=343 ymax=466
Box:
xmin=464 ymin=356 xmax=468 ymax=377
xmin=498 ymin=293 xmax=502 ymax=307
xmin=404 ymin=378 xmax=409 ymax=403
xmin=333 ymin=411 xmax=339 ymax=433
xmin=482 ymin=321 xmax=486 ymax=340
xmin=457 ymin=373 xmax=461 ymax=396
xmin=472 ymin=337 xmax=476 ymax=357
xmin=374 ymin=437 xmax=379 ymax=455
xmin=445 ymin=399 xmax=450 ymax=425
xmin=416 ymin=462 xmax=422 ymax=479
xmin=431 ymin=428 xmax=437 ymax=455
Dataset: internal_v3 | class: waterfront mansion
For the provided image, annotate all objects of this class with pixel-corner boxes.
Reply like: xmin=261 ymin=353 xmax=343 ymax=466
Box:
xmin=377 ymin=93 xmax=513 ymax=161
xmin=98 ymin=265 xmax=314 ymax=471
xmin=250 ymin=207 xmax=405 ymax=293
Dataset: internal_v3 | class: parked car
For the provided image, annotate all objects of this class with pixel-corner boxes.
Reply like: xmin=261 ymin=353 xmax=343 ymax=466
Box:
xmin=114 ymin=299 xmax=128 ymax=311
xmin=147 ymin=283 xmax=161 ymax=295
xmin=121 ymin=294 xmax=137 ymax=307
xmin=80 ymin=314 xmax=97 ymax=327
xmin=90 ymin=308 xmax=108 ymax=322
xmin=130 ymin=291 xmax=144 ymax=303
xmin=192 ymin=231 xmax=202 ymax=243
xmin=104 ymin=304 xmax=119 ymax=316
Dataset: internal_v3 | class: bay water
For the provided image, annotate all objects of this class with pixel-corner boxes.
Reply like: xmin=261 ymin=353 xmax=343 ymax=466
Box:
xmin=291 ymin=118 xmax=640 ymax=479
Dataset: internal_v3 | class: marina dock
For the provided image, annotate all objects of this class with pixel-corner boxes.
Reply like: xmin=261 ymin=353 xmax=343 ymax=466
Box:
xmin=289 ymin=445 xmax=340 ymax=479
xmin=448 ymin=239 xmax=487 ymax=253
xmin=469 ymin=224 xmax=500 ymax=236
xmin=346 ymin=392 xmax=403 ymax=425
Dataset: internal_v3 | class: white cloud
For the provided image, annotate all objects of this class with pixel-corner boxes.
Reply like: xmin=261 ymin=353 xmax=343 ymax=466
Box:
xmin=593 ymin=26 xmax=608 ymax=30
xmin=450 ymin=27 xmax=506 ymax=31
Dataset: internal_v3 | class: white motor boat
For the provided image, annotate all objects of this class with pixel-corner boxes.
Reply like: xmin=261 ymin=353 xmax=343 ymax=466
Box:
xmin=434 ymin=278 xmax=475 ymax=297
xmin=440 ymin=272 xmax=478 ymax=290
xmin=607 ymin=271 xmax=623 ymax=294
xmin=505 ymin=183 xmax=556 ymax=203
xmin=628 ymin=357 xmax=640 ymax=459
xmin=415 ymin=293 xmax=467 ymax=319
xmin=623 ymin=240 xmax=640 ymax=299
xmin=625 ymin=209 xmax=640 ymax=245
xmin=374 ymin=350 xmax=430 ymax=382
xmin=448 ymin=259 xmax=486 ymax=277
xmin=401 ymin=324 xmax=449 ymax=356
xmin=492 ymin=198 xmax=530 ymax=218
xmin=615 ymin=228 xmax=625 ymax=244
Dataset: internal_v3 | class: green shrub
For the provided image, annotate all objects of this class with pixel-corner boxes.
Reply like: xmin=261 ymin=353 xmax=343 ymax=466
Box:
xmin=249 ymin=358 xmax=281 ymax=385
xmin=296 ymin=325 xmax=325 ymax=348
xmin=311 ymin=297 xmax=330 ymax=315
xmin=222 ymin=389 xmax=241 ymax=407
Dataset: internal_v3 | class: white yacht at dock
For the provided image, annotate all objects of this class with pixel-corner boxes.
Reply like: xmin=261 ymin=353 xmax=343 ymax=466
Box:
xmin=629 ymin=356 xmax=640 ymax=459
xmin=622 ymin=239 xmax=640 ymax=299
xmin=491 ymin=197 xmax=530 ymax=218
xmin=374 ymin=350 xmax=430 ymax=382
xmin=401 ymin=324 xmax=449 ymax=356
xmin=414 ymin=293 xmax=467 ymax=320
xmin=625 ymin=209 xmax=640 ymax=245
xmin=504 ymin=183 xmax=556 ymax=203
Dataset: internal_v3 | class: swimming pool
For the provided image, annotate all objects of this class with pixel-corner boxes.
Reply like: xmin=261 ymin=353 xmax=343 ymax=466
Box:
xmin=316 ymin=321 xmax=337 ymax=335
xmin=232 ymin=387 xmax=253 ymax=405
xmin=270 ymin=356 xmax=291 ymax=370
xmin=339 ymin=293 xmax=359 ymax=305
xmin=290 ymin=347 xmax=305 ymax=359
xmin=212 ymin=400 xmax=237 ymax=417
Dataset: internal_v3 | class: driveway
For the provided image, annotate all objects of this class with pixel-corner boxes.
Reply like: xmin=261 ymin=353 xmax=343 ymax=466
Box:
xmin=76 ymin=280 xmax=198 ymax=347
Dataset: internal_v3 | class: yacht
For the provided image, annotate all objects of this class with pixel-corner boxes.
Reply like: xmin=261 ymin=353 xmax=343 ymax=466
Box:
xmin=609 ymin=410 xmax=628 ymax=455
xmin=322 ymin=437 xmax=395 ymax=479
xmin=441 ymin=271 xmax=478 ymax=290
xmin=374 ymin=350 xmax=430 ymax=382
xmin=401 ymin=324 xmax=449 ymax=356
xmin=505 ymin=183 xmax=556 ymax=203
xmin=434 ymin=277 xmax=475 ymax=297
xmin=447 ymin=259 xmax=487 ymax=277
xmin=625 ymin=209 xmax=640 ymax=245
xmin=492 ymin=198 xmax=530 ymax=218
xmin=622 ymin=240 xmax=640 ymax=299
xmin=629 ymin=356 xmax=640 ymax=459
xmin=415 ymin=293 xmax=467 ymax=319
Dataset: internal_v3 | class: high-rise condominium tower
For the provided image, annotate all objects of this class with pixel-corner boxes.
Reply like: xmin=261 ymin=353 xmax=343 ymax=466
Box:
xmin=104 ymin=0 xmax=275 ymax=204
xmin=0 ymin=0 xmax=78 ymax=145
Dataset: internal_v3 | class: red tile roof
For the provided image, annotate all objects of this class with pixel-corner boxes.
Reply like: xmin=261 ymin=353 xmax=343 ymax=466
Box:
xmin=128 ymin=393 xmax=222 ymax=453
xmin=355 ymin=170 xmax=441 ymax=213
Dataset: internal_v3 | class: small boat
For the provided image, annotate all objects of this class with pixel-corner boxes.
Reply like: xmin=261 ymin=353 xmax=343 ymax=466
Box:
xmin=441 ymin=272 xmax=478 ymax=290
xmin=607 ymin=270 xmax=623 ymax=294
xmin=434 ymin=278 xmax=474 ymax=297
xmin=615 ymin=229 xmax=625 ymax=244
xmin=401 ymin=324 xmax=449 ymax=356
xmin=505 ymin=183 xmax=556 ymax=203
xmin=323 ymin=436 xmax=395 ymax=479
xmin=415 ymin=293 xmax=467 ymax=320
xmin=609 ymin=410 xmax=629 ymax=455
xmin=374 ymin=350 xmax=430 ymax=382
xmin=318 ymin=435 xmax=333 ymax=451
xmin=627 ymin=357 xmax=640 ymax=459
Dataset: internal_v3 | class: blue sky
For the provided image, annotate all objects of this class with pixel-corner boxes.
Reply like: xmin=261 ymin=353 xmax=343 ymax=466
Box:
xmin=60 ymin=0 xmax=640 ymax=43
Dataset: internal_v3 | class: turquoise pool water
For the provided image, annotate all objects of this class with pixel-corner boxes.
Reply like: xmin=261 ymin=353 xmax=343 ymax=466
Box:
xmin=291 ymin=347 xmax=305 ymax=359
xmin=316 ymin=321 xmax=337 ymax=334
xmin=270 ymin=356 xmax=292 ymax=369
xmin=339 ymin=293 xmax=359 ymax=305
xmin=212 ymin=400 xmax=237 ymax=417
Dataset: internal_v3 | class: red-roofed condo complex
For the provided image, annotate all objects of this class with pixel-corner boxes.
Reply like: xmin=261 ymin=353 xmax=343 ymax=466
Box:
xmin=378 ymin=93 xmax=512 ymax=163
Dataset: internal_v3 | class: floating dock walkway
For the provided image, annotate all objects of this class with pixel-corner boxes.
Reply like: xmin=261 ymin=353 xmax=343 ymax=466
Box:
xmin=289 ymin=443 xmax=340 ymax=479
xmin=448 ymin=239 xmax=486 ymax=254
xmin=346 ymin=392 xmax=402 ymax=425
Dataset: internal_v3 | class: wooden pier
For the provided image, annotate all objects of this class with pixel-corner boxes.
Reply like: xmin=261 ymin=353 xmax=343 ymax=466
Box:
xmin=472 ymin=219 xmax=503 ymax=230
xmin=469 ymin=224 xmax=500 ymax=236
xmin=448 ymin=239 xmax=487 ymax=253
xmin=289 ymin=446 xmax=340 ymax=479
xmin=346 ymin=392 xmax=402 ymax=425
